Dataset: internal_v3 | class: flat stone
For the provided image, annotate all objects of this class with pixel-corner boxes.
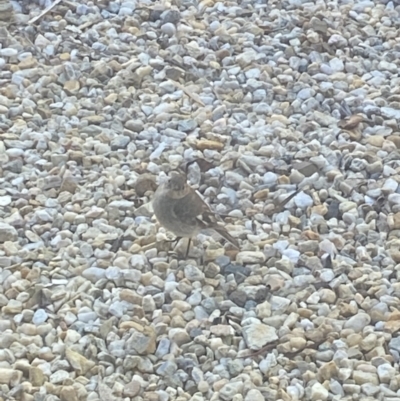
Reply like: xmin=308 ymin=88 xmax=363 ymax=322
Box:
xmin=60 ymin=386 xmax=79 ymax=401
xmin=0 ymin=222 xmax=18 ymax=242
xmin=168 ymin=328 xmax=190 ymax=346
xmin=219 ymin=381 xmax=244 ymax=401
xmin=195 ymin=139 xmax=224 ymax=151
xmin=353 ymin=371 xmax=379 ymax=385
xmin=65 ymin=348 xmax=95 ymax=375
xmin=236 ymin=251 xmax=266 ymax=264
xmin=0 ymin=368 xmax=22 ymax=386
xmin=292 ymin=161 xmax=319 ymax=177
xmin=50 ymin=370 xmax=69 ymax=384
xmin=344 ymin=313 xmax=371 ymax=333
xmin=311 ymin=382 xmax=329 ymax=401
xmin=0 ymin=195 xmax=11 ymax=206
xmin=29 ymin=367 xmax=45 ymax=386
xmin=64 ymin=80 xmax=80 ymax=94
xmin=242 ymin=323 xmax=278 ymax=350
xmin=126 ymin=326 xmax=156 ymax=355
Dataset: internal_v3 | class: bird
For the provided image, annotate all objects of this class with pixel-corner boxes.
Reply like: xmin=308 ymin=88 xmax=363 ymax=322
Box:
xmin=152 ymin=172 xmax=239 ymax=257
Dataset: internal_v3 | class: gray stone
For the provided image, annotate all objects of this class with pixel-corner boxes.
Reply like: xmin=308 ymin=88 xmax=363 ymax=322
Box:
xmin=0 ymin=222 xmax=18 ymax=242
xmin=344 ymin=313 xmax=371 ymax=333
xmin=242 ymin=323 xmax=278 ymax=350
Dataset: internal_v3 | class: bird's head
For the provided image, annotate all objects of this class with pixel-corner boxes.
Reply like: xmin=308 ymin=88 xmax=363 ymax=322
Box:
xmin=167 ymin=173 xmax=187 ymax=192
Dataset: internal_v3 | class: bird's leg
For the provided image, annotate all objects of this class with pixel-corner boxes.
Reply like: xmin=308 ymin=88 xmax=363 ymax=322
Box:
xmin=164 ymin=236 xmax=182 ymax=248
xmin=167 ymin=238 xmax=190 ymax=261
xmin=165 ymin=237 xmax=182 ymax=259
xmin=185 ymin=238 xmax=191 ymax=259
xmin=199 ymin=245 xmax=204 ymax=267
xmin=164 ymin=236 xmax=182 ymax=244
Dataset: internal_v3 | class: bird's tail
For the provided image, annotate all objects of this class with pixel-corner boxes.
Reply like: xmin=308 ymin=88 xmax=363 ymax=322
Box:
xmin=213 ymin=225 xmax=240 ymax=249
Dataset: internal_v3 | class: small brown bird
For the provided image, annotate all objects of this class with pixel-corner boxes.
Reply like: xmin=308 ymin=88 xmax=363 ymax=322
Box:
xmin=152 ymin=173 xmax=239 ymax=256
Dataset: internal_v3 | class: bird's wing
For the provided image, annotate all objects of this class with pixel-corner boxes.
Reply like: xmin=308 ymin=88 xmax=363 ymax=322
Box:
xmin=171 ymin=190 xmax=206 ymax=226
xmin=171 ymin=189 xmax=223 ymax=227
xmin=172 ymin=189 xmax=240 ymax=248
xmin=196 ymin=208 xmax=240 ymax=248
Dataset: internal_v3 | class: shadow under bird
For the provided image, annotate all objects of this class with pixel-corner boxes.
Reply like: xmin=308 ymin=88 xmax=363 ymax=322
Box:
xmin=152 ymin=173 xmax=239 ymax=256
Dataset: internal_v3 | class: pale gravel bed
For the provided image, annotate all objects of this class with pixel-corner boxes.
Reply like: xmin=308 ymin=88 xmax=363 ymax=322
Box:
xmin=1 ymin=0 xmax=400 ymax=400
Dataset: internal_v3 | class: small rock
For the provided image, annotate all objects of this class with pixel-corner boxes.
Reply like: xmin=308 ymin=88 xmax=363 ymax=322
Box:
xmin=244 ymin=389 xmax=264 ymax=401
xmin=0 ymin=222 xmax=18 ymax=242
xmin=60 ymin=386 xmax=79 ymax=401
xmin=195 ymin=139 xmax=224 ymax=151
xmin=242 ymin=323 xmax=278 ymax=350
xmin=0 ymin=368 xmax=22 ymax=386
xmin=50 ymin=370 xmax=70 ymax=384
xmin=135 ymin=174 xmax=157 ymax=196
xmin=377 ymin=363 xmax=395 ymax=383
xmin=236 ymin=251 xmax=266 ymax=264
xmin=29 ymin=367 xmax=44 ymax=386
xmin=311 ymin=382 xmax=329 ymax=401
xmin=344 ymin=313 xmax=371 ymax=333
xmin=0 ymin=195 xmax=11 ymax=206
xmin=219 ymin=381 xmax=244 ymax=401
xmin=64 ymin=80 xmax=80 ymax=94
xmin=353 ymin=371 xmax=379 ymax=385
xmin=184 ymin=264 xmax=204 ymax=281
xmin=126 ymin=326 xmax=156 ymax=355
xmin=168 ymin=328 xmax=190 ymax=346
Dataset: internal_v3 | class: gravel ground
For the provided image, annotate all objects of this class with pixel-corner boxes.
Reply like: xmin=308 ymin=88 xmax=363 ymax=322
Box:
xmin=1 ymin=0 xmax=400 ymax=400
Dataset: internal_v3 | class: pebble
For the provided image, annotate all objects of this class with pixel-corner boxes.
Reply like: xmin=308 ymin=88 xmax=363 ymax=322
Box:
xmin=219 ymin=381 xmax=244 ymax=401
xmin=236 ymin=252 xmax=266 ymax=264
xmin=0 ymin=222 xmax=18 ymax=242
xmin=0 ymin=0 xmax=397 ymax=399
xmin=344 ymin=313 xmax=371 ymax=333
xmin=242 ymin=323 xmax=278 ymax=350
xmin=32 ymin=309 xmax=48 ymax=325
xmin=0 ymin=195 xmax=11 ymax=206
xmin=311 ymin=382 xmax=329 ymax=401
